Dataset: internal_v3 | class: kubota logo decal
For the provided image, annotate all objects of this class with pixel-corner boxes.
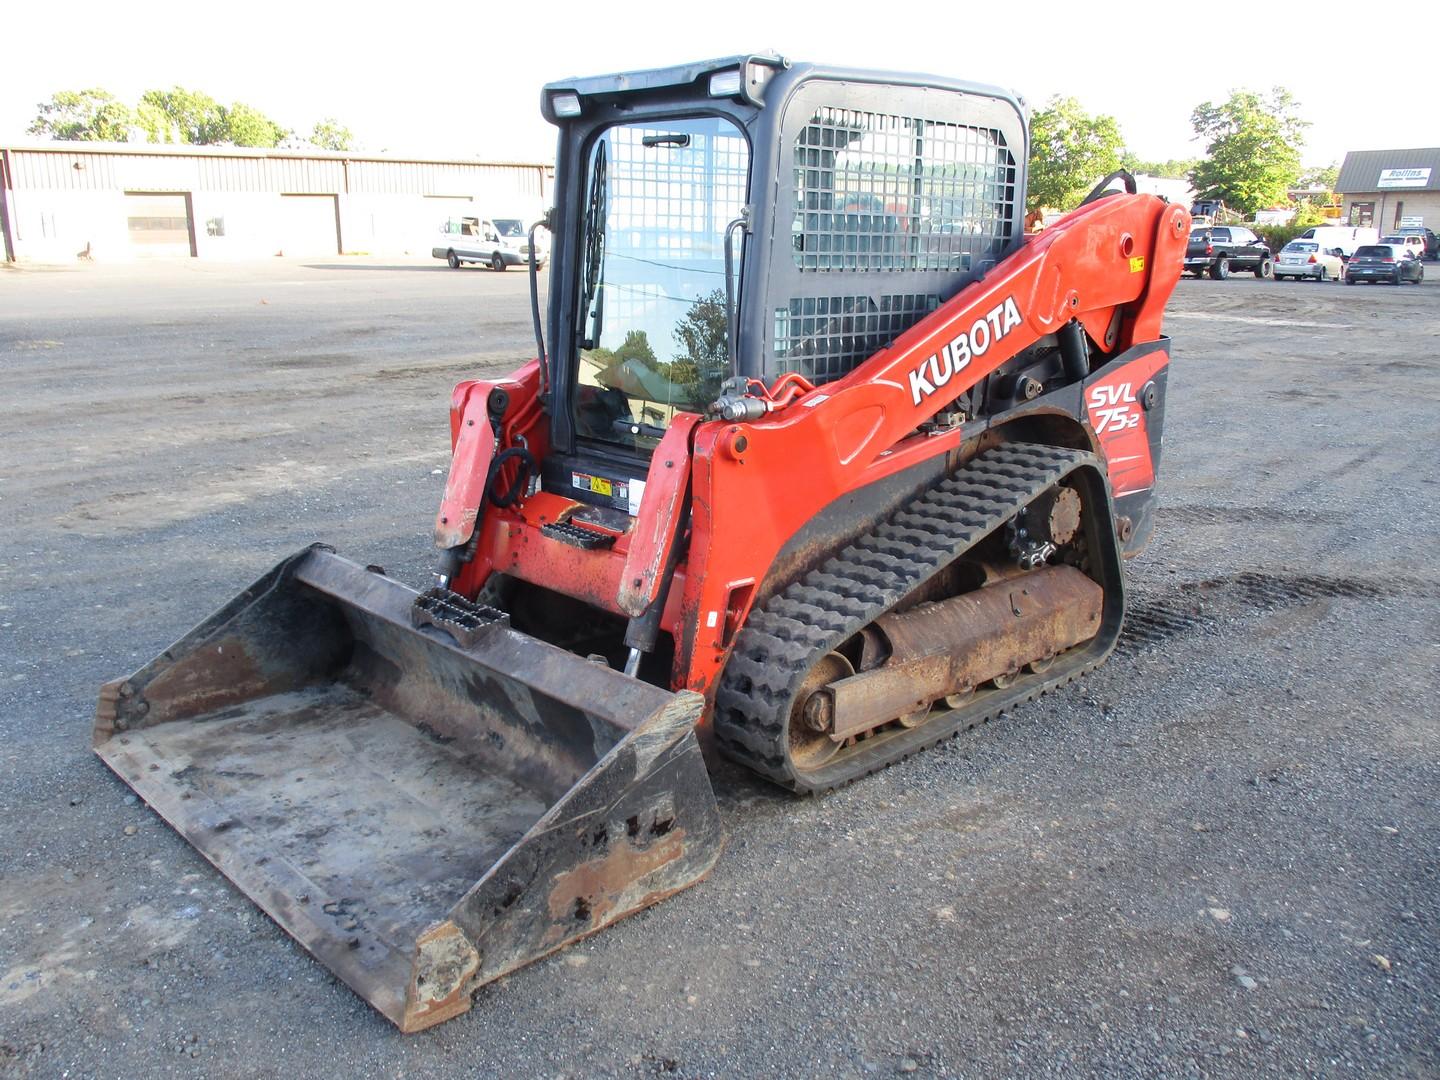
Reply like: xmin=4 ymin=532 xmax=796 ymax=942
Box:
xmin=1088 ymin=382 xmax=1141 ymax=433
xmin=908 ymin=297 xmax=1023 ymax=405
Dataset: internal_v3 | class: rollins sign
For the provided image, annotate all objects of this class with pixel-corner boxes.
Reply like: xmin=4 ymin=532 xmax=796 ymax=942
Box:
xmin=1377 ymin=168 xmax=1432 ymax=190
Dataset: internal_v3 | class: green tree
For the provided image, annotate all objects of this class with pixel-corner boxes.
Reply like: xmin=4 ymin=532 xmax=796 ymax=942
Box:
xmin=583 ymin=331 xmax=656 ymax=383
xmin=310 ymin=118 xmax=354 ymax=152
xmin=140 ymin=87 xmax=224 ymax=144
xmin=667 ymin=289 xmax=729 ymax=397
xmin=1288 ymin=163 xmax=1340 ymax=226
xmin=30 ymin=85 xmax=314 ymax=151
xmin=1188 ymin=89 xmax=1308 ymax=216
xmin=1297 ymin=163 xmax=1339 ymax=192
xmin=137 ymin=88 xmax=283 ymax=147
xmin=614 ymin=330 xmax=656 ymax=365
xmin=1120 ymin=154 xmax=1200 ymax=180
xmin=27 ymin=89 xmax=134 ymax=142
xmin=220 ymin=103 xmax=284 ymax=147
xmin=133 ymin=100 xmax=176 ymax=143
xmin=1026 ymin=97 xmax=1125 ymax=213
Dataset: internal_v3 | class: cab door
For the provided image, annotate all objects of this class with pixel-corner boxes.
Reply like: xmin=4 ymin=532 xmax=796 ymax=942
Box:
xmin=456 ymin=217 xmax=484 ymax=259
xmin=480 ymin=220 xmax=501 ymax=261
xmin=1231 ymin=227 xmax=1263 ymax=267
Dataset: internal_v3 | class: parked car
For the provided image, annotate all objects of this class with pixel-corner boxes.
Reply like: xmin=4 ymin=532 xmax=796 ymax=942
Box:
xmin=432 ymin=215 xmax=545 ymax=271
xmin=1393 ymin=226 xmax=1439 ymax=259
xmin=1379 ymin=233 xmax=1430 ymax=263
xmin=1295 ymin=225 xmax=1378 ymax=260
xmin=1274 ymin=240 xmax=1343 ymax=282
xmin=1184 ymin=225 xmax=1272 ymax=279
xmin=1343 ymin=244 xmax=1425 ymax=285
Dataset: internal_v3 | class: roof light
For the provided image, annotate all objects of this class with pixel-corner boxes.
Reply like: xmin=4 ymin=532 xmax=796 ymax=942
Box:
xmin=551 ymin=93 xmax=582 ymax=118
xmin=708 ymin=69 xmax=743 ymax=97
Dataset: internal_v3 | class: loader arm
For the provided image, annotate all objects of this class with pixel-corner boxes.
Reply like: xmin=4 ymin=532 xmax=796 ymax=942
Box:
xmin=677 ymin=192 xmax=1188 ymax=688
xmin=426 ymin=193 xmax=1183 ymax=698
xmin=431 ymin=192 xmax=1184 ymax=695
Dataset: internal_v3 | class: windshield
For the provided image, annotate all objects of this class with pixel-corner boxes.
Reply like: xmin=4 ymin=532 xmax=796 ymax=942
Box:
xmin=1354 ymin=246 xmax=1394 ymax=258
xmin=1284 ymin=242 xmax=1318 ymax=253
xmin=494 ymin=219 xmax=525 ymax=237
xmin=573 ymin=115 xmax=749 ymax=450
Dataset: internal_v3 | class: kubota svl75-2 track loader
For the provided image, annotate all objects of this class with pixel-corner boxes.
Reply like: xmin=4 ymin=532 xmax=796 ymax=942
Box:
xmin=95 ymin=55 xmax=1186 ymax=1030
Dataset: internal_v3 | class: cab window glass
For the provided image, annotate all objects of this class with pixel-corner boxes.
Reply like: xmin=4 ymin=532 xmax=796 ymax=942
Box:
xmin=572 ymin=115 xmax=750 ymax=449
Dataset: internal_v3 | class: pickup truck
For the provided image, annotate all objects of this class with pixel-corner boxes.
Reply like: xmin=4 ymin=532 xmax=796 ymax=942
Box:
xmin=1184 ymin=226 xmax=1272 ymax=280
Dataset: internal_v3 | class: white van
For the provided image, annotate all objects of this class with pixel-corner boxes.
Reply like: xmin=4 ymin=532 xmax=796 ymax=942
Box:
xmin=432 ymin=215 xmax=546 ymax=271
xmin=1296 ymin=225 xmax=1378 ymax=259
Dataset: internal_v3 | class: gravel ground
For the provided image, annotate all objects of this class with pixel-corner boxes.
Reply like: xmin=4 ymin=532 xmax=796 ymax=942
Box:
xmin=1 ymin=258 xmax=1436 ymax=1079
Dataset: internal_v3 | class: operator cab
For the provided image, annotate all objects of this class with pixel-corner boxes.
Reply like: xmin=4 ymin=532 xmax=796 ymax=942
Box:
xmin=534 ymin=55 xmax=1026 ymax=514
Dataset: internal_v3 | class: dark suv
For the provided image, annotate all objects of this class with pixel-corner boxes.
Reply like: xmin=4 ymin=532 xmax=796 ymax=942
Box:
xmin=1184 ymin=226 xmax=1273 ymax=279
xmin=1344 ymin=244 xmax=1425 ymax=285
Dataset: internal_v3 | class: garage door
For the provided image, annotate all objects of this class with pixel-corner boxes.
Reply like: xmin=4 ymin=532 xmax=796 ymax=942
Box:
xmin=278 ymin=194 xmax=340 ymax=256
xmin=125 ymin=192 xmax=194 ymax=257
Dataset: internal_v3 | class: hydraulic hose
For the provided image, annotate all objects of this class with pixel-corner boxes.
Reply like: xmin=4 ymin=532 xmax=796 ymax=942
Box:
xmin=485 ymin=446 xmax=536 ymax=509
xmin=1080 ymin=169 xmax=1138 ymax=206
xmin=528 ymin=218 xmax=549 ymax=397
xmin=723 ymin=213 xmax=748 ymax=378
xmin=436 ymin=445 xmax=536 ymax=589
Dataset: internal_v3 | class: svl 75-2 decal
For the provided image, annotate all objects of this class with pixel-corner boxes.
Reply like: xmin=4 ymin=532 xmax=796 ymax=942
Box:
xmin=1088 ymin=382 xmax=1141 ymax=434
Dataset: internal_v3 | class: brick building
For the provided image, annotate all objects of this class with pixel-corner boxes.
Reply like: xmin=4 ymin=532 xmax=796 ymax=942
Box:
xmin=1335 ymin=147 xmax=1440 ymax=233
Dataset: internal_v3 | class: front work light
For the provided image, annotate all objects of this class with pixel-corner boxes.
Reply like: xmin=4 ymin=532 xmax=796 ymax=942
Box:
xmin=707 ymin=69 xmax=742 ymax=97
xmin=552 ymin=93 xmax=582 ymax=118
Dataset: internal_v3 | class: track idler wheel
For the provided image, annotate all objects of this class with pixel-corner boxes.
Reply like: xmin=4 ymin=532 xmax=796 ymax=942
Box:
xmin=790 ymin=652 xmax=853 ymax=769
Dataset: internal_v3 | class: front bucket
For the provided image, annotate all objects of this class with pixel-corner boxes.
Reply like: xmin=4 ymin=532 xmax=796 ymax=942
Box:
xmin=94 ymin=546 xmax=721 ymax=1032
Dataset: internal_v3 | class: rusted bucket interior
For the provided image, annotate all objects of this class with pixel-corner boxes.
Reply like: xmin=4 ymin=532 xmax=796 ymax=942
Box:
xmin=94 ymin=548 xmax=704 ymax=1029
xmin=118 ymin=681 xmax=556 ymax=960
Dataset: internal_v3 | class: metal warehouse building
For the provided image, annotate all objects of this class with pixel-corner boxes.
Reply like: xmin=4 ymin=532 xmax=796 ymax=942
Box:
xmin=1336 ymin=147 xmax=1440 ymax=232
xmin=0 ymin=143 xmax=552 ymax=262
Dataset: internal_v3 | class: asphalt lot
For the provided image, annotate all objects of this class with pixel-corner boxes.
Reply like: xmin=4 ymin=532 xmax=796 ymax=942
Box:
xmin=1 ymin=257 xmax=1437 ymax=1079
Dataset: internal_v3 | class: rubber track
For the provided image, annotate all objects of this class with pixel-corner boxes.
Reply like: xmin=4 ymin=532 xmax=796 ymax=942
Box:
xmin=713 ymin=444 xmax=1108 ymax=793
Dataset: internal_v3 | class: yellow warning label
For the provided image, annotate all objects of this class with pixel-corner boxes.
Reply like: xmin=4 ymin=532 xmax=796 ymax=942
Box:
xmin=589 ymin=476 xmax=612 ymax=496
xmin=1129 ymin=256 xmax=1146 ymax=273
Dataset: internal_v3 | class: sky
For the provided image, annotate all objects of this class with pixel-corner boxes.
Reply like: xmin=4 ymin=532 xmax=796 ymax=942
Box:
xmin=3 ymin=0 xmax=1434 ymax=169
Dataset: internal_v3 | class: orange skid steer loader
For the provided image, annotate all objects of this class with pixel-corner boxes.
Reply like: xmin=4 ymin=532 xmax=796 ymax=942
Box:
xmin=95 ymin=55 xmax=1186 ymax=1030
